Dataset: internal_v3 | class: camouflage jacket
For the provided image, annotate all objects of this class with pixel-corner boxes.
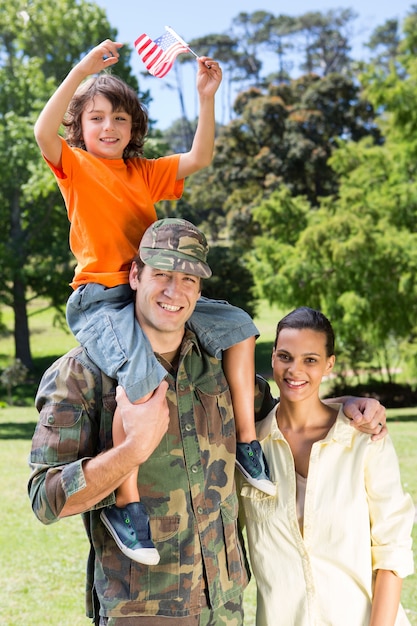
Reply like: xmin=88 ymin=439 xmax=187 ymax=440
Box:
xmin=28 ymin=331 xmax=276 ymax=621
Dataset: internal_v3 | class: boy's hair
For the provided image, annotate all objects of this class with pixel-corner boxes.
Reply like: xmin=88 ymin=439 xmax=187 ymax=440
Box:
xmin=274 ymin=306 xmax=335 ymax=357
xmin=63 ymin=73 xmax=148 ymax=159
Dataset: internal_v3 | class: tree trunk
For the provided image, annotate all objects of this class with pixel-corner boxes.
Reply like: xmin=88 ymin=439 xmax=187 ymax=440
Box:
xmin=13 ymin=277 xmax=33 ymax=370
xmin=10 ymin=189 xmax=33 ymax=370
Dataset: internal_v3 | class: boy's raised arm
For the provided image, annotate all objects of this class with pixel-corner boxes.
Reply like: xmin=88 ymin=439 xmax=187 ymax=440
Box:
xmin=177 ymin=56 xmax=222 ymax=179
xmin=34 ymin=39 xmax=122 ymax=168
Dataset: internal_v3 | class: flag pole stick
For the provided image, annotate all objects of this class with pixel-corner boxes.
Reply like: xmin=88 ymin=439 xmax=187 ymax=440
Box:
xmin=165 ymin=25 xmax=199 ymax=58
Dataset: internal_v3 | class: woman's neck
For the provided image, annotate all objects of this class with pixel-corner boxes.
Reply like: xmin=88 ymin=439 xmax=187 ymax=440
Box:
xmin=276 ymin=399 xmax=338 ymax=478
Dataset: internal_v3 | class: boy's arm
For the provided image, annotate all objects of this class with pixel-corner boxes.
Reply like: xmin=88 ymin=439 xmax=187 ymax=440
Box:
xmin=326 ymin=395 xmax=387 ymax=440
xmin=177 ymin=56 xmax=222 ymax=179
xmin=369 ymin=569 xmax=403 ymax=626
xmin=34 ymin=39 xmax=122 ymax=168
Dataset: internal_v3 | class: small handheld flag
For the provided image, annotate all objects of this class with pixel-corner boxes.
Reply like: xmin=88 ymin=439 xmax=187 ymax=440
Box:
xmin=135 ymin=26 xmax=198 ymax=78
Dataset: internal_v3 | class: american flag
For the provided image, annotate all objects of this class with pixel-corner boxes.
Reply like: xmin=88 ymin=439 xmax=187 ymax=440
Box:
xmin=135 ymin=29 xmax=190 ymax=78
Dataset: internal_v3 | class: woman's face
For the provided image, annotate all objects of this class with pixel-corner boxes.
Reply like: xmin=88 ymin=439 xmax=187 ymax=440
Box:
xmin=271 ymin=328 xmax=335 ymax=403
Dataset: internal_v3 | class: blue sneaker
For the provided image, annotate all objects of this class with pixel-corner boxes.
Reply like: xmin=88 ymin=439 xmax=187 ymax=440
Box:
xmin=100 ymin=502 xmax=160 ymax=565
xmin=236 ymin=441 xmax=276 ymax=496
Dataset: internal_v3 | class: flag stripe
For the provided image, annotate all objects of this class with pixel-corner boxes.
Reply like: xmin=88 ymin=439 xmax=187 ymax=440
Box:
xmin=135 ymin=30 xmax=189 ymax=78
xmin=150 ymin=42 xmax=188 ymax=77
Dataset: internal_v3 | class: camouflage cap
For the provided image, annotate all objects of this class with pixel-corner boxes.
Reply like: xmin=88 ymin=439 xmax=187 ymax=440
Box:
xmin=139 ymin=218 xmax=212 ymax=278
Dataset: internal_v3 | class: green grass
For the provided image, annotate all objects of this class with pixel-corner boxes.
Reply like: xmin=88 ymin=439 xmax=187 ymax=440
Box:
xmin=0 ymin=300 xmax=416 ymax=625
xmin=0 ymin=409 xmax=89 ymax=626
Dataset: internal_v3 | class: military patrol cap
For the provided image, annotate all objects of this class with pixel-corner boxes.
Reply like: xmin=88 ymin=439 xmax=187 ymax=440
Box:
xmin=139 ymin=218 xmax=212 ymax=278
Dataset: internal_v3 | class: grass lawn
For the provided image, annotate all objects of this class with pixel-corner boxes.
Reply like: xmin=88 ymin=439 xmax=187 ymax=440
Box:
xmin=0 ymin=300 xmax=416 ymax=625
xmin=0 ymin=409 xmax=89 ymax=625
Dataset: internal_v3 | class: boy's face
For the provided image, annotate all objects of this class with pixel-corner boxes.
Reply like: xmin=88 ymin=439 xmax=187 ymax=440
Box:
xmin=81 ymin=94 xmax=132 ymax=159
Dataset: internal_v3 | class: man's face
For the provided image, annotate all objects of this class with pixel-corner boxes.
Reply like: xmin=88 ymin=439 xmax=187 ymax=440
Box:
xmin=129 ymin=263 xmax=201 ymax=351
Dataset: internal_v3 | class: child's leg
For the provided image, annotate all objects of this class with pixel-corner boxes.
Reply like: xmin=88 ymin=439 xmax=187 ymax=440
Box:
xmin=100 ymin=391 xmax=160 ymax=566
xmin=111 ymin=392 xmax=152 ymax=507
xmin=223 ymin=337 xmax=257 ymax=443
xmin=223 ymin=337 xmax=276 ymax=496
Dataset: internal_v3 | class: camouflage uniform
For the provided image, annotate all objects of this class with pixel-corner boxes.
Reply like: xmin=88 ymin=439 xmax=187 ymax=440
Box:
xmin=28 ymin=331 xmax=275 ymax=623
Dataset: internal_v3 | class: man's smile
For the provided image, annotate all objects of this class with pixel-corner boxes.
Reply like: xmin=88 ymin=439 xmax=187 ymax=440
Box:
xmin=158 ymin=302 xmax=182 ymax=312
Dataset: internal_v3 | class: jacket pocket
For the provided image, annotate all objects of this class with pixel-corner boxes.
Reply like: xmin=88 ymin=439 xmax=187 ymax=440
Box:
xmin=196 ymin=385 xmax=235 ymax=444
xmin=130 ymin=515 xmax=181 ymax=601
xmin=31 ymin=403 xmax=82 ymax=464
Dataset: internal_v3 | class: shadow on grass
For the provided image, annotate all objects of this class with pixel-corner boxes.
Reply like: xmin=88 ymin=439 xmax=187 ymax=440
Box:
xmin=386 ymin=413 xmax=417 ymax=422
xmin=0 ymin=422 xmax=36 ymax=440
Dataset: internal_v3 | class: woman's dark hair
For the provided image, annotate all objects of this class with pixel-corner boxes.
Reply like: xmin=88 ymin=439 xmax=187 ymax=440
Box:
xmin=63 ymin=73 xmax=148 ymax=159
xmin=274 ymin=307 xmax=335 ymax=357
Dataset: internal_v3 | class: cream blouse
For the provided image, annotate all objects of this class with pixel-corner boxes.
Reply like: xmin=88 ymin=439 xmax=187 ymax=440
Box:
xmin=238 ymin=404 xmax=414 ymax=626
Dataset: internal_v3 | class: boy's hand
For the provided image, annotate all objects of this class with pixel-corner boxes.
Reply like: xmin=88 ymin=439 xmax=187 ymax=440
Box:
xmin=342 ymin=396 xmax=387 ymax=441
xmin=196 ymin=56 xmax=222 ymax=96
xmin=76 ymin=39 xmax=123 ymax=77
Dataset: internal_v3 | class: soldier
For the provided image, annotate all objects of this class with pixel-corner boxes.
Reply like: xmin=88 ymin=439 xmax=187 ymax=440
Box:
xmin=28 ymin=218 xmax=386 ymax=626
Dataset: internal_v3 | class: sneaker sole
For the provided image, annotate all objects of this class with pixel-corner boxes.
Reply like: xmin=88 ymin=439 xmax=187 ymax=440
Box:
xmin=100 ymin=511 xmax=161 ymax=565
xmin=235 ymin=461 xmax=276 ymax=496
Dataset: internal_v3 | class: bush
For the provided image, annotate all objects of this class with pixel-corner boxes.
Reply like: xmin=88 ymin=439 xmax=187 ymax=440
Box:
xmin=326 ymin=380 xmax=417 ymax=408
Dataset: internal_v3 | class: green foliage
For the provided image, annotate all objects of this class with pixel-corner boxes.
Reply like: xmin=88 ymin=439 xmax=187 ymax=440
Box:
xmin=365 ymin=18 xmax=401 ymax=72
xmin=244 ymin=13 xmax=417 ymax=378
xmin=202 ymin=245 xmax=258 ymax=318
xmin=251 ymin=170 xmax=417 ymax=376
xmin=189 ymin=71 xmax=380 ymax=245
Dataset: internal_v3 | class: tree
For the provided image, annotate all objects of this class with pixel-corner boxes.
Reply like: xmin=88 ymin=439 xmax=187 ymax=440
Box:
xmin=249 ymin=14 xmax=417 ymax=379
xmin=188 ymin=71 xmax=380 ymax=246
xmin=0 ymin=358 xmax=28 ymax=405
xmin=365 ymin=19 xmax=402 ymax=74
xmin=248 ymin=12 xmax=297 ymax=83
xmin=231 ymin=11 xmax=276 ymax=84
xmin=186 ymin=32 xmax=251 ymax=124
xmin=250 ymin=154 xmax=417 ymax=378
xmin=0 ymin=0 xmax=146 ymax=368
xmin=294 ymin=9 xmax=356 ymax=76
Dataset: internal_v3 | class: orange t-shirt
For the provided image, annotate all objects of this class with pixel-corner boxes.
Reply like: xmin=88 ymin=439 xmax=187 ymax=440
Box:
xmin=46 ymin=138 xmax=184 ymax=289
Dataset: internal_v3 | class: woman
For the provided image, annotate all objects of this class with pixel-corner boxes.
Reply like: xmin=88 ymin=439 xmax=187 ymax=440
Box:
xmin=238 ymin=306 xmax=414 ymax=625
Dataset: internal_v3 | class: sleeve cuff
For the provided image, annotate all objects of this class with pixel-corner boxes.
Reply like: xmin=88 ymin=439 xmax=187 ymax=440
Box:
xmin=61 ymin=458 xmax=115 ymax=509
xmin=372 ymin=544 xmax=415 ymax=578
